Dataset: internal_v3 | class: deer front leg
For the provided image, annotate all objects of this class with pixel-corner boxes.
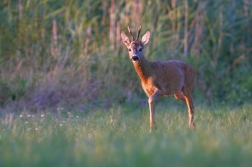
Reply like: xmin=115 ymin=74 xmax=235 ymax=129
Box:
xmin=148 ymin=90 xmax=163 ymax=132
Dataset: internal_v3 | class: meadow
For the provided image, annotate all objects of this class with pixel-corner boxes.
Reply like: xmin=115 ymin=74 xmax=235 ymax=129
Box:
xmin=1 ymin=102 xmax=252 ymax=167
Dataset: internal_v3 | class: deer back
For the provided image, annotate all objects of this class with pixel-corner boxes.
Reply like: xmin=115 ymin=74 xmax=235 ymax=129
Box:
xmin=139 ymin=60 xmax=195 ymax=97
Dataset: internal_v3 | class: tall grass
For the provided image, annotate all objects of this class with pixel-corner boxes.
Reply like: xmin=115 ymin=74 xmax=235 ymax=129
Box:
xmin=0 ymin=0 xmax=251 ymax=109
xmin=1 ymin=104 xmax=252 ymax=167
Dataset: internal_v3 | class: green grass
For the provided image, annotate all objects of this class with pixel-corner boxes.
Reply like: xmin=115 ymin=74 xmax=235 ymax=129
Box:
xmin=1 ymin=103 xmax=252 ymax=167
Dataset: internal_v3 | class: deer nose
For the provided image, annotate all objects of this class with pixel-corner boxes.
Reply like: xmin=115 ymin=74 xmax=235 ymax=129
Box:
xmin=132 ymin=56 xmax=139 ymax=61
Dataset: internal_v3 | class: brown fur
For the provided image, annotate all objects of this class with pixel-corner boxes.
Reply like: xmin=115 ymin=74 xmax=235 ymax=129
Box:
xmin=121 ymin=27 xmax=196 ymax=131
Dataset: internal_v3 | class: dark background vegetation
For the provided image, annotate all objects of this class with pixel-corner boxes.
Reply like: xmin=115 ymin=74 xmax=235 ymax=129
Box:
xmin=0 ymin=0 xmax=252 ymax=111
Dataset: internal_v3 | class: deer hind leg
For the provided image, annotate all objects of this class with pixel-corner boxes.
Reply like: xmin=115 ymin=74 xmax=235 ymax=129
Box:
xmin=174 ymin=91 xmax=186 ymax=102
xmin=182 ymin=87 xmax=196 ymax=128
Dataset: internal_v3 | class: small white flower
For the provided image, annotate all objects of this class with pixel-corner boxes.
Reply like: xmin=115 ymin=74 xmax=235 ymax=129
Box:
xmin=41 ymin=114 xmax=44 ymax=117
xmin=76 ymin=116 xmax=79 ymax=118
xmin=28 ymin=115 xmax=31 ymax=117
xmin=57 ymin=107 xmax=64 ymax=111
xmin=19 ymin=115 xmax=23 ymax=117
xmin=60 ymin=124 xmax=63 ymax=126
xmin=35 ymin=128 xmax=39 ymax=130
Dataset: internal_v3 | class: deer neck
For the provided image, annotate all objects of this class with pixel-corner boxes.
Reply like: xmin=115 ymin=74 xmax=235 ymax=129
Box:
xmin=133 ymin=55 xmax=152 ymax=82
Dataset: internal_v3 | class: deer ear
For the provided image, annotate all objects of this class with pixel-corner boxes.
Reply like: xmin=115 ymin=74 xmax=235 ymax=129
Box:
xmin=121 ymin=31 xmax=130 ymax=46
xmin=141 ymin=31 xmax=150 ymax=46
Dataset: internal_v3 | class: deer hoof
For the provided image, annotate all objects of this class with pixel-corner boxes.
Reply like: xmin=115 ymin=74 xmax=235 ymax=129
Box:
xmin=189 ymin=122 xmax=196 ymax=129
xmin=149 ymin=126 xmax=157 ymax=133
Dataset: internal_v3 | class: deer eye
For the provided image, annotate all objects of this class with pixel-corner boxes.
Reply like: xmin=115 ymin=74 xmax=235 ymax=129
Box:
xmin=128 ymin=49 xmax=131 ymax=51
xmin=139 ymin=48 xmax=142 ymax=52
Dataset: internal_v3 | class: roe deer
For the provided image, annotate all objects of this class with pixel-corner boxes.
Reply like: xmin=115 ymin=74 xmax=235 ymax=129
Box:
xmin=121 ymin=26 xmax=196 ymax=131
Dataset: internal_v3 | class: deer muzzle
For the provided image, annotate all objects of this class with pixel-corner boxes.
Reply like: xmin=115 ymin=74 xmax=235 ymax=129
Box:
xmin=131 ymin=56 xmax=139 ymax=61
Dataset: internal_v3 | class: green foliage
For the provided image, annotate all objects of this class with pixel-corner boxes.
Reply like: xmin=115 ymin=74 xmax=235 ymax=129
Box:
xmin=0 ymin=0 xmax=251 ymax=108
xmin=1 ymin=104 xmax=252 ymax=166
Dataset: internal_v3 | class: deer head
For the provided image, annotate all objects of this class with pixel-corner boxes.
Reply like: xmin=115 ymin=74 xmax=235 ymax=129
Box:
xmin=121 ymin=26 xmax=150 ymax=62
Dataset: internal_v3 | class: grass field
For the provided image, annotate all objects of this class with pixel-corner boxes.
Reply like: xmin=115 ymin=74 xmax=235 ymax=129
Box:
xmin=1 ymin=102 xmax=252 ymax=167
xmin=1 ymin=1 xmax=252 ymax=166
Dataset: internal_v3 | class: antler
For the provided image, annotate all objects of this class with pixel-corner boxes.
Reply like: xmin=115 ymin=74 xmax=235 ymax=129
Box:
xmin=127 ymin=26 xmax=142 ymax=41
xmin=127 ymin=26 xmax=134 ymax=41
xmin=136 ymin=26 xmax=142 ymax=41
